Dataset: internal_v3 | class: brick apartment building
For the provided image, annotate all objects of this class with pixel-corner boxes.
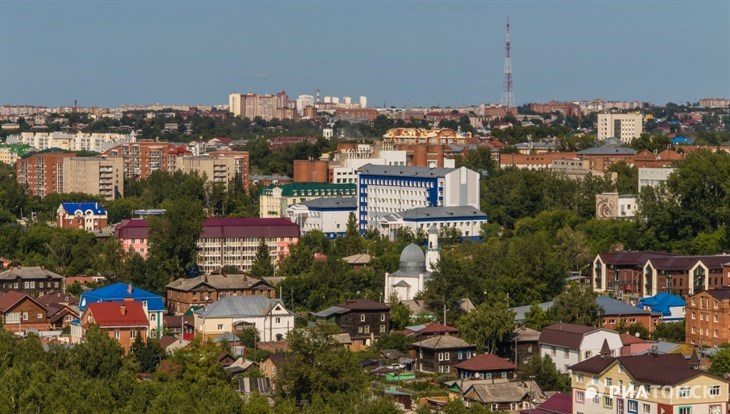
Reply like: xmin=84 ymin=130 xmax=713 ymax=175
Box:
xmin=101 ymin=141 xmax=191 ymax=180
xmin=15 ymin=151 xmax=75 ymax=196
xmin=165 ymin=273 xmax=276 ymax=315
xmin=529 ymin=101 xmax=582 ymax=118
xmin=685 ymin=288 xmax=730 ymax=347
xmin=207 ymin=150 xmax=250 ymax=190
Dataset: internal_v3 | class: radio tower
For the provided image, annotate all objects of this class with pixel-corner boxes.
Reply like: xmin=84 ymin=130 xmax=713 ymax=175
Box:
xmin=500 ymin=16 xmax=515 ymax=110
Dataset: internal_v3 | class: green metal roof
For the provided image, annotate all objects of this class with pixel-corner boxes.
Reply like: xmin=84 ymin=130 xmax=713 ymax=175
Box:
xmin=259 ymin=182 xmax=356 ymax=196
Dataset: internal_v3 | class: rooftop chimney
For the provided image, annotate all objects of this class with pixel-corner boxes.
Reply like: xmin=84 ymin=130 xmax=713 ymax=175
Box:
xmin=120 ymin=303 xmax=126 ymax=316
xmin=127 ymin=284 xmax=133 ymax=295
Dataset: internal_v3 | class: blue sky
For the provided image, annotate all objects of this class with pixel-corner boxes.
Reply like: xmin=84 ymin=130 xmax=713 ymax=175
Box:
xmin=0 ymin=1 xmax=728 ymax=107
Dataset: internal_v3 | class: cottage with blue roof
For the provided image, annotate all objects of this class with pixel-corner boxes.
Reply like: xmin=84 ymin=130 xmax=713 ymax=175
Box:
xmin=57 ymin=202 xmax=108 ymax=232
xmin=637 ymin=293 xmax=686 ymax=322
xmin=79 ymin=283 xmax=164 ymax=338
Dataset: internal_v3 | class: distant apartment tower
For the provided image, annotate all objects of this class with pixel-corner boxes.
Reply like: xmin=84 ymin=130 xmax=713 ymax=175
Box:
xmin=101 ymin=142 xmax=191 ymax=180
xmin=228 ymin=91 xmax=296 ymax=121
xmin=62 ymin=157 xmax=124 ymax=200
xmin=296 ymin=95 xmax=315 ymax=115
xmin=16 ymin=152 xmax=75 ymax=197
xmin=207 ymin=151 xmax=250 ymax=190
xmin=597 ymin=113 xmax=643 ymax=143
xmin=6 ymin=131 xmax=136 ymax=153
xmin=359 ymin=96 xmax=367 ymax=108
xmin=0 ymin=143 xmax=34 ymax=165
xmin=176 ymin=156 xmax=237 ymax=189
xmin=697 ymin=98 xmax=730 ymax=108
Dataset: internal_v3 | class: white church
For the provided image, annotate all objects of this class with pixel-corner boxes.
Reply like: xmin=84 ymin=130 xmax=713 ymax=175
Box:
xmin=384 ymin=226 xmax=440 ymax=304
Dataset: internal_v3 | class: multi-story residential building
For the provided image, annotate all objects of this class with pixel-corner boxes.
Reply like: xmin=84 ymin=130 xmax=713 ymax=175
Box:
xmin=570 ymin=351 xmax=727 ymax=414
xmin=194 ymin=295 xmax=294 ymax=342
xmin=114 ymin=218 xmax=300 ymax=274
xmin=356 ymin=164 xmax=480 ymax=233
xmin=597 ymin=113 xmax=643 ymax=143
xmin=293 ymin=159 xmax=328 ymax=183
xmin=383 ymin=127 xmax=472 ymax=146
xmin=5 ymin=131 xmax=136 ymax=153
xmin=698 ymin=98 xmax=730 ymax=108
xmin=684 ymin=288 xmax=730 ymax=347
xmin=410 ymin=335 xmax=476 ymax=374
xmin=529 ymin=100 xmax=582 ymax=118
xmin=101 ymin=141 xmax=191 ymax=180
xmin=61 ymin=156 xmax=124 ymax=199
xmin=286 ymin=197 xmax=357 ymax=239
xmin=592 ymin=252 xmax=674 ymax=295
xmin=56 ymin=202 xmax=108 ymax=231
xmin=551 ymin=158 xmax=593 ymax=180
xmin=538 ymin=323 xmax=622 ymax=374
xmin=576 ymin=144 xmax=637 ymax=173
xmin=315 ymin=299 xmax=391 ymax=349
xmin=641 ymin=255 xmax=729 ymax=297
xmin=499 ymin=153 xmax=579 ymax=170
xmin=207 ymin=150 xmax=250 ymax=190
xmin=15 ymin=151 xmax=76 ymax=197
xmin=228 ymin=91 xmax=295 ymax=121
xmin=165 ymin=274 xmax=276 ymax=315
xmin=595 ymin=193 xmax=638 ymax=220
xmin=176 ymin=156 xmax=237 ymax=189
xmin=638 ymin=167 xmax=675 ymax=191
xmin=0 ymin=266 xmax=65 ymax=298
xmin=73 ymin=300 xmax=149 ymax=354
xmin=0 ymin=143 xmax=34 ymax=165
xmin=79 ymin=283 xmax=165 ymax=338
xmin=259 ymin=182 xmax=356 ymax=218
xmin=333 ymin=108 xmax=378 ymax=122
xmin=0 ymin=291 xmax=50 ymax=333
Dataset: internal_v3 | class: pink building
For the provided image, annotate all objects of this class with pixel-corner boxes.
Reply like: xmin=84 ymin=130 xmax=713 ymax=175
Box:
xmin=114 ymin=218 xmax=299 ymax=274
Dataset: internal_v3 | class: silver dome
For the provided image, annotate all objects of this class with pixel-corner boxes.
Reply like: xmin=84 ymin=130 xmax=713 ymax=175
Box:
xmin=399 ymin=243 xmax=426 ymax=273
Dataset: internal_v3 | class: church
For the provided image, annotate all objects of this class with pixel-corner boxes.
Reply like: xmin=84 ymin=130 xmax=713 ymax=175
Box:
xmin=384 ymin=226 xmax=440 ymax=304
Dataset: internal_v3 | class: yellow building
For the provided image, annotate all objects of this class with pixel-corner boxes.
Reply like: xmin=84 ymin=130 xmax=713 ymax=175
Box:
xmin=570 ymin=344 xmax=727 ymax=414
xmin=62 ymin=156 xmax=124 ymax=200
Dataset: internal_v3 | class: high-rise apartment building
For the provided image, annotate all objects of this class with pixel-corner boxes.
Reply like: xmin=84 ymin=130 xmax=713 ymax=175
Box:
xmin=16 ymin=152 xmax=76 ymax=197
xmin=101 ymin=142 xmax=191 ymax=180
xmin=597 ymin=113 xmax=643 ymax=143
xmin=176 ymin=156 xmax=237 ymax=189
xmin=228 ymin=91 xmax=296 ymax=121
xmin=62 ymin=157 xmax=124 ymax=200
xmin=6 ymin=131 xmax=136 ymax=153
xmin=207 ymin=151 xmax=250 ymax=190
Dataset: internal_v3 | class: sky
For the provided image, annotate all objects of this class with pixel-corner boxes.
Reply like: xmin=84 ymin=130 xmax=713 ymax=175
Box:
xmin=0 ymin=1 xmax=728 ymax=108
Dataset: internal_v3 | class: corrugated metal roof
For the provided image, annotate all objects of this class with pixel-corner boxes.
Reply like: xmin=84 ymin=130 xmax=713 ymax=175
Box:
xmin=79 ymin=282 xmax=165 ymax=312
xmin=196 ymin=296 xmax=289 ymax=318
xmin=358 ymin=164 xmax=457 ymax=178
xmin=61 ymin=202 xmax=106 ymax=215
xmin=401 ymin=206 xmax=487 ymax=221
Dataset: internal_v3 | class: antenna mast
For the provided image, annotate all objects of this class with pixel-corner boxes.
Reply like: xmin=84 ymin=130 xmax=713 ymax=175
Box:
xmin=501 ymin=16 xmax=516 ymax=110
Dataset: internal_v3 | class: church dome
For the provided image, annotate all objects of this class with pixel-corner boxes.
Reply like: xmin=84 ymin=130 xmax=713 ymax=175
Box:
xmin=399 ymin=243 xmax=427 ymax=274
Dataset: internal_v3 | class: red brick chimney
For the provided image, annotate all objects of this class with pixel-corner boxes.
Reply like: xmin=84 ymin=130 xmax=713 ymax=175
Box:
xmin=120 ymin=303 xmax=127 ymax=315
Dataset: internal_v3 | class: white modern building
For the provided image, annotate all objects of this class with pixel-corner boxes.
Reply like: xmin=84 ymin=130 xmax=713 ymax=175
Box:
xmin=595 ymin=193 xmax=637 ymax=219
xmin=356 ymin=164 xmax=480 ymax=233
xmin=331 ymin=144 xmax=412 ymax=184
xmin=372 ymin=206 xmax=488 ymax=241
xmin=194 ymin=296 xmax=294 ymax=342
xmin=6 ymin=131 xmax=136 ymax=153
xmin=286 ymin=197 xmax=357 ymax=239
xmin=638 ymin=167 xmax=675 ymax=191
xmin=538 ymin=323 xmax=622 ymax=373
xmin=296 ymin=94 xmax=314 ymax=115
xmin=359 ymin=96 xmax=367 ymax=108
xmin=597 ymin=113 xmax=643 ymax=143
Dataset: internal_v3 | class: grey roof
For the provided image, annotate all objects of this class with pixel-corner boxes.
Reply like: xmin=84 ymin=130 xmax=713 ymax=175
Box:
xmin=358 ymin=163 xmax=456 ymax=178
xmin=342 ymin=253 xmax=372 ymax=265
xmin=398 ymin=243 xmax=426 ymax=274
xmin=465 ymin=380 xmax=543 ymax=404
xmin=300 ymin=197 xmax=357 ymax=210
xmin=513 ymin=327 xmax=541 ymax=342
xmin=167 ymin=274 xmax=272 ymax=291
xmin=428 ymin=225 xmax=439 ymax=234
xmin=511 ymin=302 xmax=553 ymax=322
xmin=411 ymin=335 xmax=474 ymax=350
xmin=196 ymin=296 xmax=289 ymax=318
xmin=401 ymin=206 xmax=488 ymax=221
xmin=577 ymin=145 xmax=636 ymax=156
xmin=0 ymin=266 xmax=64 ymax=281
xmin=214 ymin=332 xmax=241 ymax=343
xmin=314 ymin=306 xmax=349 ymax=318
xmin=597 ymin=296 xmax=652 ymax=316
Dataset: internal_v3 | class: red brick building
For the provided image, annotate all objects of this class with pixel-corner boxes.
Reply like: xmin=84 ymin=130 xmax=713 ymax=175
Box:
xmin=15 ymin=151 xmax=76 ymax=197
xmin=77 ymin=300 xmax=149 ymax=354
xmin=293 ymin=159 xmax=328 ymax=183
xmin=334 ymin=108 xmax=378 ymax=123
xmin=165 ymin=274 xmax=276 ymax=315
xmin=685 ymin=288 xmax=730 ymax=347
xmin=56 ymin=202 xmax=108 ymax=231
xmin=529 ymin=101 xmax=582 ymax=118
xmin=101 ymin=141 xmax=191 ymax=180
xmin=0 ymin=291 xmax=50 ymax=333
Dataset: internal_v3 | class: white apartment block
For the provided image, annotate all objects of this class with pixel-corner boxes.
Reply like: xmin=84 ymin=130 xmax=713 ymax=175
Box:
xmin=6 ymin=131 xmax=137 ymax=153
xmin=597 ymin=113 xmax=643 ymax=143
xmin=638 ymin=167 xmax=675 ymax=191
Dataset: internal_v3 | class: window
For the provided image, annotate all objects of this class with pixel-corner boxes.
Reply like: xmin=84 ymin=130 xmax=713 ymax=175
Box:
xmin=131 ymin=330 xmax=137 ymax=338
xmin=591 ymin=375 xmax=598 ymax=385
xmin=360 ymin=314 xmax=365 ymax=322
xmin=438 ymin=353 xmax=444 ymax=361
xmin=364 ymin=325 xmax=369 ymax=334
xmin=603 ymin=397 xmax=613 ymax=408
xmin=576 ymin=373 xmax=584 ymax=382
xmin=114 ymin=331 xmax=120 ymax=340
xmin=217 ymin=324 xmax=224 ymax=330
xmin=458 ymin=352 xmax=463 ymax=360
xmin=36 ymin=313 xmax=42 ymax=319
xmin=444 ymin=353 xmax=450 ymax=361
xmin=150 ymin=314 xmax=156 ymax=321
xmin=678 ymin=407 xmax=691 ymax=414
xmin=501 ymin=372 xmax=507 ymax=379
xmin=584 ymin=351 xmax=591 ymax=359
xmin=709 ymin=406 xmax=721 ymax=414
xmin=628 ymin=400 xmax=638 ymax=413
xmin=379 ymin=325 xmax=385 ymax=333
xmin=380 ymin=314 xmax=385 ymax=322
xmin=709 ymin=385 xmax=721 ymax=396
xmin=22 ymin=312 xmax=28 ymax=321
xmin=605 ymin=377 xmax=613 ymax=387
xmin=643 ymin=404 xmax=651 ymax=414
xmin=564 ymin=348 xmax=569 ymax=357
xmin=679 ymin=387 xmax=690 ymax=398
xmin=575 ymin=391 xmax=585 ymax=403
xmin=592 ymin=395 xmax=600 ymax=404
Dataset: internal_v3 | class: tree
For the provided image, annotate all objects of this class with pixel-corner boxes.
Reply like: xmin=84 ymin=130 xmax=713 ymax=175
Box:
xmin=336 ymin=212 xmax=363 ymax=256
xmin=129 ymin=335 xmax=165 ymax=373
xmin=709 ymin=345 xmax=730 ymax=377
xmin=524 ymin=303 xmax=552 ymax=331
xmin=374 ymin=333 xmax=411 ymax=353
xmin=388 ymin=295 xmax=412 ymax=331
xmin=457 ymin=294 xmax=515 ymax=353
xmin=71 ymin=325 xmax=124 ymax=378
xmin=519 ymin=354 xmax=570 ymax=392
xmin=238 ymin=326 xmax=260 ymax=348
xmin=549 ymin=283 xmax=603 ymax=326
xmin=250 ymin=238 xmax=275 ymax=277
xmin=652 ymin=321 xmax=685 ymax=342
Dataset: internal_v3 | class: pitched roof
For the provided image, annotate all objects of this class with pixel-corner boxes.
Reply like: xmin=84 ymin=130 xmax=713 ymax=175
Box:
xmin=196 ymin=296 xmax=289 ymax=318
xmin=411 ymin=335 xmax=474 ymax=350
xmin=512 ymin=301 xmax=553 ymax=322
xmin=706 ymin=288 xmax=730 ymax=301
xmin=637 ymin=293 xmax=685 ymax=316
xmin=0 ymin=266 xmax=64 ymax=281
xmin=569 ymin=354 xmax=705 ymax=386
xmin=358 ymin=164 xmax=457 ymax=178
xmin=401 ymin=206 xmax=488 ymax=221
xmin=60 ymin=202 xmax=106 ymax=215
xmin=413 ymin=322 xmax=459 ymax=336
xmin=538 ymin=323 xmax=595 ymax=348
xmin=115 ymin=217 xmax=300 ymax=240
xmin=524 ymin=393 xmax=572 ymax=414
xmin=166 ymin=274 xmax=272 ymax=291
xmin=299 ymin=197 xmax=357 ymax=210
xmin=86 ymin=301 xmax=148 ymax=327
xmin=335 ymin=298 xmax=390 ymax=311
xmin=620 ymin=333 xmax=647 ymax=346
xmin=260 ymin=182 xmax=355 ymax=197
xmin=35 ymin=292 xmax=79 ymax=307
xmin=0 ymin=291 xmax=33 ymax=312
xmin=597 ymin=296 xmax=652 ymax=316
xmin=342 ymin=253 xmax=372 ymax=265
xmin=80 ymin=282 xmax=165 ymax=312
xmin=465 ymin=380 xmax=542 ymax=404
xmin=576 ymin=145 xmax=636 ymax=156
xmin=598 ymin=251 xmax=672 ymax=267
xmin=453 ymin=354 xmax=516 ymax=372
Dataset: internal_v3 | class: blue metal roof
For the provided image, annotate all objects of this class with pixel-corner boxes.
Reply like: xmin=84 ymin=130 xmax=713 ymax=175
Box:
xmin=61 ymin=202 xmax=106 ymax=215
xmin=79 ymin=282 xmax=165 ymax=312
xmin=637 ymin=293 xmax=685 ymax=316
xmin=671 ymin=137 xmax=693 ymax=144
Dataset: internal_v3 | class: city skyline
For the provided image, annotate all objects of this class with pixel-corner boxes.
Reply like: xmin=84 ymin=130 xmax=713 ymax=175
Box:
xmin=1 ymin=1 xmax=728 ymax=108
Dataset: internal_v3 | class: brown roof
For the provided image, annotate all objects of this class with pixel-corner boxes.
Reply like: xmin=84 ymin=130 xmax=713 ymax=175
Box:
xmin=411 ymin=335 xmax=474 ymax=350
xmin=36 ymin=292 xmax=78 ymax=307
xmin=115 ymin=218 xmax=300 ymax=240
xmin=336 ymin=298 xmax=390 ymax=311
xmin=706 ymin=288 xmax=730 ymax=301
xmin=453 ymin=354 xmax=516 ymax=372
xmin=166 ymin=274 xmax=272 ymax=291
xmin=620 ymin=333 xmax=647 ymax=345
xmin=256 ymin=341 xmax=289 ymax=353
xmin=598 ymin=252 xmax=671 ymax=267
xmin=570 ymin=354 xmax=708 ymax=386
xmin=538 ymin=323 xmax=595 ymax=349
xmin=158 ymin=335 xmax=178 ymax=350
xmin=0 ymin=291 xmax=32 ymax=312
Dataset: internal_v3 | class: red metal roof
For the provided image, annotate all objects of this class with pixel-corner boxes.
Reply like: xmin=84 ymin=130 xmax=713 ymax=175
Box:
xmin=0 ymin=291 xmax=30 ymax=312
xmin=115 ymin=218 xmax=299 ymax=240
xmin=86 ymin=301 xmax=148 ymax=327
xmin=538 ymin=323 xmax=595 ymax=348
xmin=453 ymin=353 xmax=516 ymax=372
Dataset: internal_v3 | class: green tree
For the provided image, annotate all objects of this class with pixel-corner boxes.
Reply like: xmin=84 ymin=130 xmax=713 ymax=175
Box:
xmin=71 ymin=325 xmax=124 ymax=378
xmin=374 ymin=333 xmax=412 ymax=353
xmin=549 ymin=283 xmax=603 ymax=326
xmin=709 ymin=345 xmax=730 ymax=377
xmin=250 ymin=238 xmax=275 ymax=278
xmin=457 ymin=294 xmax=515 ymax=353
xmin=129 ymin=335 xmax=165 ymax=373
xmin=524 ymin=303 xmax=552 ymax=331
xmin=652 ymin=321 xmax=686 ymax=342
xmin=238 ymin=326 xmax=260 ymax=348
xmin=388 ymin=295 xmax=412 ymax=330
xmin=519 ymin=354 xmax=570 ymax=392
